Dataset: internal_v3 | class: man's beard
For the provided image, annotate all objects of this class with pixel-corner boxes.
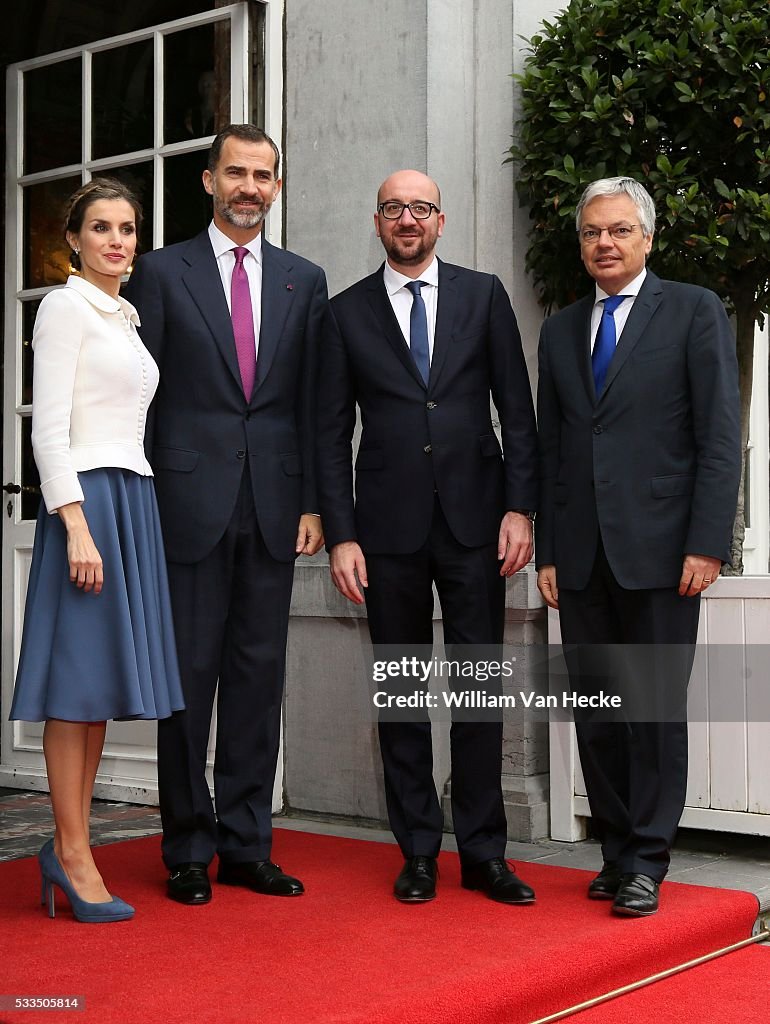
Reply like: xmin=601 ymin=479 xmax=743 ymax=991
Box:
xmin=214 ymin=191 xmax=269 ymax=229
xmin=384 ymin=230 xmax=435 ymax=266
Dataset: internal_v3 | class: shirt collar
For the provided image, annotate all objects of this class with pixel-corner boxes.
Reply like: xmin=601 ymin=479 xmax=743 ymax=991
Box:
xmin=208 ymin=220 xmax=263 ymax=263
xmin=66 ymin=274 xmax=141 ymax=326
xmin=383 ymin=256 xmax=439 ymax=297
xmin=594 ymin=267 xmax=647 ymax=306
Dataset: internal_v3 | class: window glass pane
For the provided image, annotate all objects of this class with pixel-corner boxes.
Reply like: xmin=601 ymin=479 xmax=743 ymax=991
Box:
xmin=163 ymin=23 xmax=230 ymax=145
xmin=249 ymin=5 xmax=266 ymax=128
xmin=23 ymin=176 xmax=82 ymax=290
xmin=21 ymin=300 xmax=42 ymax=408
xmin=24 ymin=59 xmax=82 ymax=175
xmin=20 ymin=416 xmax=42 ymax=522
xmin=103 ymin=162 xmax=154 ymax=257
xmin=92 ymin=41 xmax=154 ymax=160
xmin=163 ymin=151 xmax=211 ymax=247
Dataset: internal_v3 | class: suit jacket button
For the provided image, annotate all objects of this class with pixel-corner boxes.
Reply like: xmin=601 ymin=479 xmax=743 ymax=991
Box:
xmin=236 ymin=449 xmax=246 ymax=459
xmin=426 ymin=401 xmax=437 ymax=410
xmin=593 ymin=425 xmax=603 ymax=434
xmin=423 ymin=444 xmax=432 ymax=454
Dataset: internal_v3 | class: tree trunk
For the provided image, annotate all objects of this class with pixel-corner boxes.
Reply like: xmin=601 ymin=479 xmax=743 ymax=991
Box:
xmin=724 ymin=299 xmax=757 ymax=575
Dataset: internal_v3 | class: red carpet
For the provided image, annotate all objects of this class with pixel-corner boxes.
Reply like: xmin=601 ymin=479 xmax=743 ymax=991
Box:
xmin=568 ymin=945 xmax=770 ymax=1022
xmin=0 ymin=830 xmax=759 ymax=1024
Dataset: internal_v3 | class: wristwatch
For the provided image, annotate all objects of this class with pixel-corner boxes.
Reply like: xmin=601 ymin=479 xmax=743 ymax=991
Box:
xmin=511 ymin=509 xmax=536 ymax=522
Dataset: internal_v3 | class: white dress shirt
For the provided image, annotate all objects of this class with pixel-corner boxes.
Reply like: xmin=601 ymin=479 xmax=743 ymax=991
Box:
xmin=590 ymin=267 xmax=647 ymax=352
xmin=383 ymin=257 xmax=439 ymax=361
xmin=208 ymin=221 xmax=262 ymax=357
xmin=32 ymin=275 xmax=158 ymax=513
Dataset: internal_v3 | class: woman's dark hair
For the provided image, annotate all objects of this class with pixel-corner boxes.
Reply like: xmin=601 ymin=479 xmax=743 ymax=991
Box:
xmin=65 ymin=177 xmax=143 ymax=270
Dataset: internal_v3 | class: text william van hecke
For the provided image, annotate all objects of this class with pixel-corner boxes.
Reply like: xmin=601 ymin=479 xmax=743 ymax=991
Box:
xmin=372 ymin=691 xmax=622 ymax=709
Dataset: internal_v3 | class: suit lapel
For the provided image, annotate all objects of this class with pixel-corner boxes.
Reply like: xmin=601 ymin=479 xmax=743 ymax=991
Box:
xmin=429 ymin=260 xmax=457 ymax=389
xmin=568 ymin=293 xmax=597 ymax=404
xmin=181 ymin=231 xmax=242 ymax=391
xmin=600 ymin=272 xmax=663 ymax=398
xmin=365 ymin=269 xmax=426 ymax=389
xmin=256 ymin=239 xmax=294 ymax=392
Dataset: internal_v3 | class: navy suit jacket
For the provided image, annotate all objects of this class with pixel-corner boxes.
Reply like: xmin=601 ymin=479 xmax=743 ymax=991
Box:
xmin=535 ymin=271 xmax=741 ymax=591
xmin=125 ymin=230 xmax=328 ymax=564
xmin=316 ymin=260 xmax=538 ymax=554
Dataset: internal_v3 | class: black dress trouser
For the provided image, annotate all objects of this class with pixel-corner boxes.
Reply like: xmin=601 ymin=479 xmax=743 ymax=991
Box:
xmin=364 ymin=498 xmax=508 ymax=866
xmin=157 ymin=464 xmax=294 ymax=868
xmin=558 ymin=541 xmax=701 ymax=881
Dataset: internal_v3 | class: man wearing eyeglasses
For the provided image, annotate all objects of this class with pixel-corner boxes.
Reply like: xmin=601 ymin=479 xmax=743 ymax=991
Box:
xmin=316 ymin=169 xmax=538 ymax=904
xmin=536 ymin=177 xmax=740 ymax=916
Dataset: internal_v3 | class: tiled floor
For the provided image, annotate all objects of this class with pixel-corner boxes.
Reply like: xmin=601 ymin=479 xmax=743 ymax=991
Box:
xmin=0 ymin=788 xmax=162 ymax=861
xmin=2 ymin=786 xmax=769 ymax=916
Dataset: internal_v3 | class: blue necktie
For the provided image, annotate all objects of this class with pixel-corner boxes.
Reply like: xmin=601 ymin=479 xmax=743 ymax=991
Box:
xmin=405 ymin=280 xmax=430 ymax=385
xmin=592 ymin=294 xmax=627 ymax=394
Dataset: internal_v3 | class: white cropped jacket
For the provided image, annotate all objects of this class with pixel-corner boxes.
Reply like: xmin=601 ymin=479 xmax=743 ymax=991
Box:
xmin=31 ymin=275 xmax=159 ymax=512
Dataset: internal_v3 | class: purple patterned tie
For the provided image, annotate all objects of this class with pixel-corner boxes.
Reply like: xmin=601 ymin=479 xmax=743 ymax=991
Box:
xmin=230 ymin=246 xmax=256 ymax=399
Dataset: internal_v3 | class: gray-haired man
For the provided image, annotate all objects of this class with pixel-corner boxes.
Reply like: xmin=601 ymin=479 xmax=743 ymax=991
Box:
xmin=536 ymin=177 xmax=741 ymax=915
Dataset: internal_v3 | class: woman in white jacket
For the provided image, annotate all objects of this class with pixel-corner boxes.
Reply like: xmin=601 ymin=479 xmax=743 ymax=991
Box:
xmin=10 ymin=179 xmax=183 ymax=923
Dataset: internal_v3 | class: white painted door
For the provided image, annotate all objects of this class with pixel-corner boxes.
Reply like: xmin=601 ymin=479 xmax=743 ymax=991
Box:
xmin=1 ymin=2 xmax=285 ymax=806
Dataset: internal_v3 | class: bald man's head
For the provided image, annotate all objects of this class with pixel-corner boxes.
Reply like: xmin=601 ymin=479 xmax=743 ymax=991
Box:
xmin=377 ymin=170 xmax=441 ymax=208
xmin=374 ymin=169 xmax=444 ymax=275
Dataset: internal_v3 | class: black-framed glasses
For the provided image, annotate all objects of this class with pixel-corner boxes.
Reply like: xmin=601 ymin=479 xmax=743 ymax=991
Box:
xmin=377 ymin=200 xmax=440 ymax=220
xmin=580 ymin=224 xmax=640 ymax=243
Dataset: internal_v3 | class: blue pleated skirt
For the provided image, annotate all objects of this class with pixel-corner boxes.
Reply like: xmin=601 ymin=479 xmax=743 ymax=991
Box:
xmin=9 ymin=468 xmax=185 ymax=723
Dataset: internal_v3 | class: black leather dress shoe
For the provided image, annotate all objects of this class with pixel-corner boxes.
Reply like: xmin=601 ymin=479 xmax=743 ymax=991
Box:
xmin=216 ymin=860 xmax=304 ymax=896
xmin=612 ymin=873 xmax=660 ymax=916
xmin=588 ymin=862 xmax=623 ymax=900
xmin=461 ymin=858 xmax=536 ymax=904
xmin=167 ymin=862 xmax=212 ymax=905
xmin=394 ymin=856 xmax=437 ymax=902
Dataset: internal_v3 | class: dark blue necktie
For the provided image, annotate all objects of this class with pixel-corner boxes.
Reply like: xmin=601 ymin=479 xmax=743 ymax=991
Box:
xmin=592 ymin=294 xmax=627 ymax=394
xmin=405 ymin=280 xmax=430 ymax=385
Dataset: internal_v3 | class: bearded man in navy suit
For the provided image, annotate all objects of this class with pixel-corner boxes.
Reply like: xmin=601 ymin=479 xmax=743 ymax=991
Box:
xmin=126 ymin=124 xmax=327 ymax=905
xmin=536 ymin=177 xmax=741 ymax=916
xmin=317 ymin=170 xmax=539 ymax=904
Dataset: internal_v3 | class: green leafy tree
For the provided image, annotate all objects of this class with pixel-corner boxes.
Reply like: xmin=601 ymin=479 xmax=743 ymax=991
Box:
xmin=510 ymin=0 xmax=770 ymax=572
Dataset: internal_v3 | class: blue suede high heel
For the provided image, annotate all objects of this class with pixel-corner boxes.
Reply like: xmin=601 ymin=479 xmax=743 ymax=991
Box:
xmin=38 ymin=839 xmax=134 ymax=923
